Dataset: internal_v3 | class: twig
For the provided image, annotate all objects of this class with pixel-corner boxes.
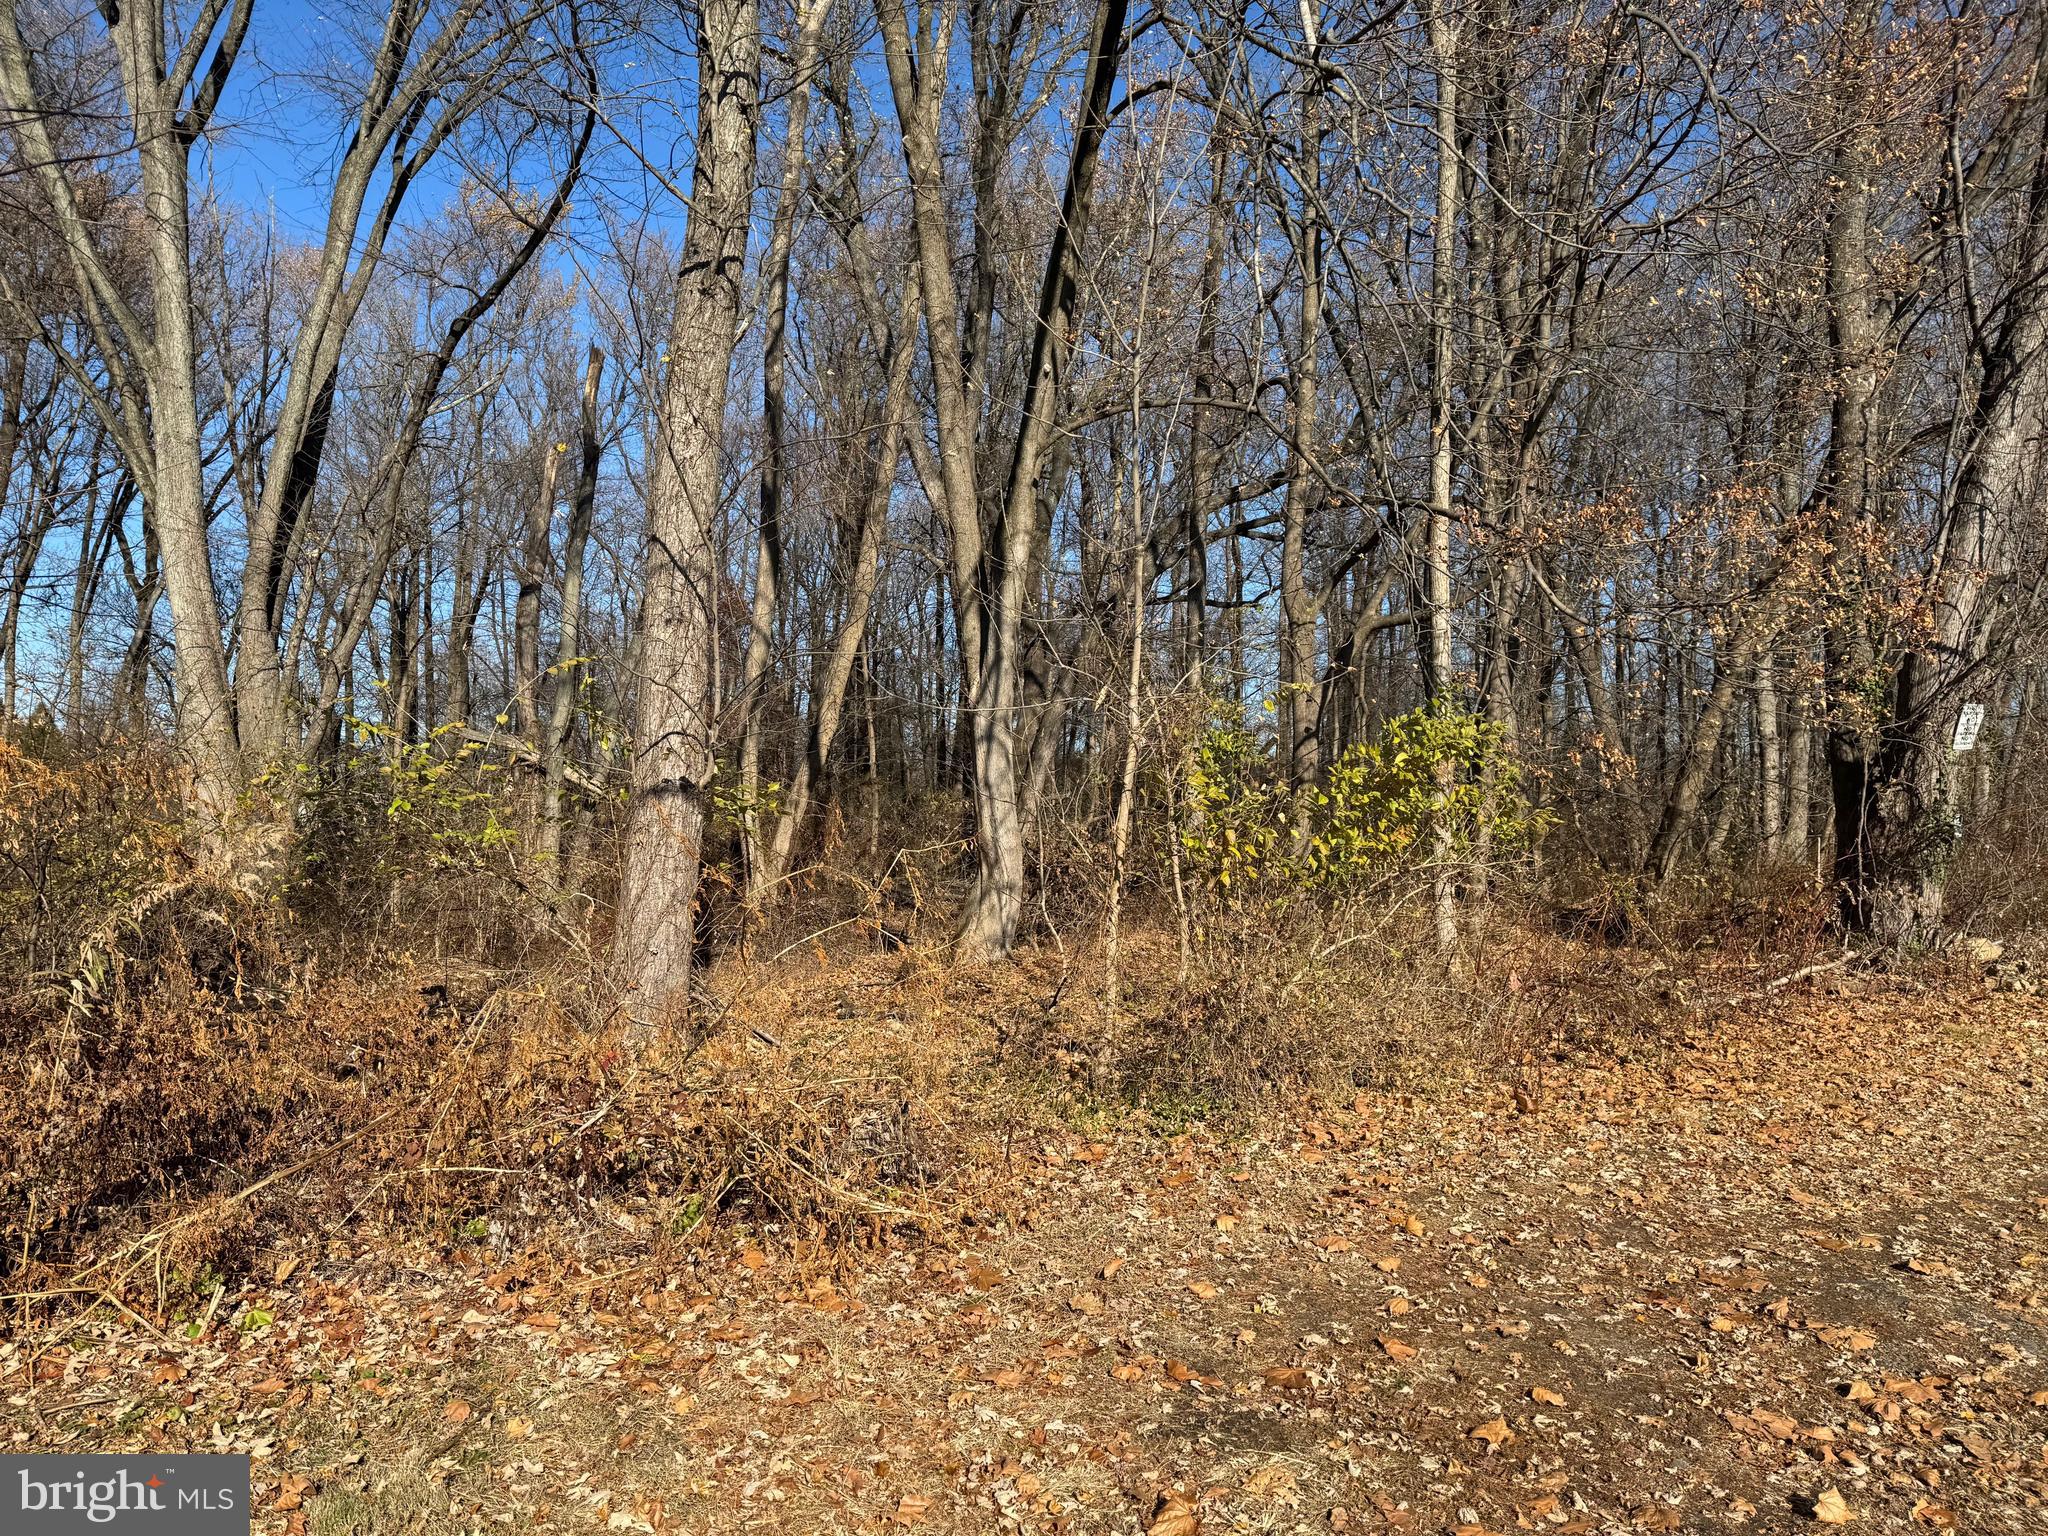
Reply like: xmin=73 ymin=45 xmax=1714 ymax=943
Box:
xmin=196 ymin=1279 xmax=225 ymax=1339
xmin=1727 ymin=952 xmax=1854 ymax=1003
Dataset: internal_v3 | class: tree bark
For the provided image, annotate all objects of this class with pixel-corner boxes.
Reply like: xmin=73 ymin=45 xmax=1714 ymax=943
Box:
xmin=1426 ymin=0 xmax=1462 ymax=953
xmin=739 ymin=0 xmax=833 ymax=904
xmin=615 ymin=0 xmax=760 ymax=1029
xmin=538 ymin=346 xmax=605 ymax=886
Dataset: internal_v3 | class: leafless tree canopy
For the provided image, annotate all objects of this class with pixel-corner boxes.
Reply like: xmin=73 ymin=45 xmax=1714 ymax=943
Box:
xmin=4 ymin=0 xmax=2048 ymax=1013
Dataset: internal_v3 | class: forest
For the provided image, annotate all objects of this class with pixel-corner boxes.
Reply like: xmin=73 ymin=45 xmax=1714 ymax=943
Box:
xmin=3 ymin=0 xmax=2048 ymax=1529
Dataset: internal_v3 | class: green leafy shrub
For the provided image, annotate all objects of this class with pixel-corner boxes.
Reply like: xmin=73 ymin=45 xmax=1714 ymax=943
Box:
xmin=1182 ymin=699 xmax=1547 ymax=898
xmin=289 ymin=722 xmax=529 ymax=950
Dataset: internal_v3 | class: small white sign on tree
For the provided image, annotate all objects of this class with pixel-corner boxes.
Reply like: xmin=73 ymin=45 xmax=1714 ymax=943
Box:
xmin=1953 ymin=702 xmax=1987 ymax=753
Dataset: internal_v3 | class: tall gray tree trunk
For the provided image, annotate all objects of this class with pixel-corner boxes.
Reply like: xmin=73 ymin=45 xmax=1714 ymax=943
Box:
xmin=739 ymin=0 xmax=832 ymax=904
xmin=538 ymin=346 xmax=606 ymax=887
xmin=758 ymin=280 xmax=920 ymax=895
xmin=1425 ymin=0 xmax=1462 ymax=953
xmin=615 ymin=0 xmax=760 ymax=1029
xmin=1756 ymin=646 xmax=1785 ymax=858
xmin=1846 ymin=133 xmax=2048 ymax=938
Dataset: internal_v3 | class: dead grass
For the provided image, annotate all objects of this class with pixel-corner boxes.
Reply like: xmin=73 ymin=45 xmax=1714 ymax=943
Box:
xmin=0 ymin=746 xmax=1918 ymax=1346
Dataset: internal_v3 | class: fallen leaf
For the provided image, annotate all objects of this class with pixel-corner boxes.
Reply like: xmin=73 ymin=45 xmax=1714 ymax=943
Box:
xmin=1147 ymin=1491 xmax=1200 ymax=1536
xmin=1379 ymin=1335 xmax=1419 ymax=1362
xmin=1531 ymin=1386 xmax=1567 ymax=1407
xmin=894 ymin=1492 xmax=931 ymax=1526
xmin=1951 ymin=1430 xmax=1995 ymax=1462
xmin=1812 ymin=1487 xmax=1854 ymax=1525
xmin=1264 ymin=1366 xmax=1312 ymax=1390
xmin=1241 ymin=1463 xmax=1298 ymax=1500
xmin=1187 ymin=1281 xmax=1219 ymax=1300
xmin=442 ymin=1400 xmax=472 ymax=1423
xmin=1469 ymin=1415 xmax=1513 ymax=1450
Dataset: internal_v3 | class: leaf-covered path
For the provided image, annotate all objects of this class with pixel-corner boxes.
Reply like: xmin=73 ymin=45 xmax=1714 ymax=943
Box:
xmin=10 ymin=985 xmax=2048 ymax=1535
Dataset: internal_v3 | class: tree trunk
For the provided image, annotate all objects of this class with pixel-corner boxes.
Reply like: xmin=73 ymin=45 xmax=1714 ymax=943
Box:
xmin=1756 ymin=645 xmax=1784 ymax=858
xmin=739 ymin=0 xmax=833 ymax=904
xmin=515 ymin=443 xmax=563 ymax=808
xmin=1278 ymin=58 xmax=1324 ymax=789
xmin=615 ymin=0 xmax=759 ymax=1030
xmin=759 ymin=278 xmax=920 ymax=895
xmin=539 ymin=346 xmax=605 ymax=887
xmin=1425 ymin=0 xmax=1461 ymax=953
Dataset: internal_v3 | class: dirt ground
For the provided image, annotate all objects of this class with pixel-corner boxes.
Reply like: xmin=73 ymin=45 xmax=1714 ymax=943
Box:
xmin=8 ymin=974 xmax=2048 ymax=1535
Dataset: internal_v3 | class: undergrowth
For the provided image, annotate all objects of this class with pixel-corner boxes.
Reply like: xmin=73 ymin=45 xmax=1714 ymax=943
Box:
xmin=0 ymin=730 xmax=1889 ymax=1335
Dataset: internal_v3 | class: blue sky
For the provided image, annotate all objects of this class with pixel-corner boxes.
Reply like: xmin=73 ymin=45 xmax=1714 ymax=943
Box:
xmin=199 ymin=0 xmax=378 ymax=238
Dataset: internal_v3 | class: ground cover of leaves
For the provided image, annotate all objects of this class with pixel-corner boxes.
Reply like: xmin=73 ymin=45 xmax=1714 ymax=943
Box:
xmin=8 ymin=978 xmax=2048 ymax=1535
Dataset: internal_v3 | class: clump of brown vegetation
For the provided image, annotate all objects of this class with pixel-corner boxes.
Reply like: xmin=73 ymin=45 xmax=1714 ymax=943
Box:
xmin=0 ymin=742 xmax=1027 ymax=1323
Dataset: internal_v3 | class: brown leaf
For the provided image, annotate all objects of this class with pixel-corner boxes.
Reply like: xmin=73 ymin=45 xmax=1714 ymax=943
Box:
xmin=1468 ymin=1415 xmax=1513 ymax=1450
xmin=1146 ymin=1492 xmax=1201 ymax=1536
xmin=1263 ymin=1366 xmax=1312 ymax=1390
xmin=1378 ymin=1335 xmax=1419 ymax=1362
xmin=1530 ymin=1386 xmax=1567 ymax=1407
xmin=893 ymin=1493 xmax=931 ymax=1526
xmin=1812 ymin=1487 xmax=1854 ymax=1525
xmin=1069 ymin=1291 xmax=1105 ymax=1317
xmin=442 ymin=1400 xmax=472 ymax=1423
xmin=1187 ymin=1280 xmax=1219 ymax=1300
xmin=1951 ymin=1430 xmax=1995 ymax=1462
xmin=1240 ymin=1463 xmax=1298 ymax=1500
xmin=1753 ymin=1409 xmax=1801 ymax=1440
